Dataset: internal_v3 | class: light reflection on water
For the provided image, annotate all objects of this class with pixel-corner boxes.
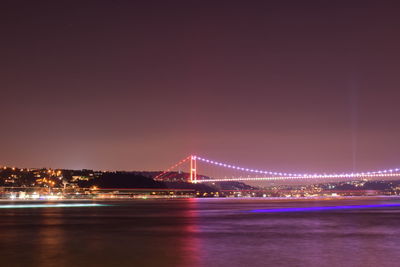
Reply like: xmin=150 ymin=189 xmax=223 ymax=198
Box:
xmin=0 ymin=203 xmax=106 ymax=208
xmin=1 ymin=198 xmax=400 ymax=266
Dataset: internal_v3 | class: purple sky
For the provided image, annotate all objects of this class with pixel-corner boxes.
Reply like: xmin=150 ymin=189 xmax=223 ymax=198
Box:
xmin=1 ymin=1 xmax=400 ymax=173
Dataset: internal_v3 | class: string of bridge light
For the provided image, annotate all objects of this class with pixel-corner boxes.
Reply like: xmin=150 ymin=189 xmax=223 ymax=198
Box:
xmin=196 ymin=173 xmax=400 ymax=183
xmin=195 ymin=156 xmax=400 ymax=179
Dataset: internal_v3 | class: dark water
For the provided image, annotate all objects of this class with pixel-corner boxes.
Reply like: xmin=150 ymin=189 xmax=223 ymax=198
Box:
xmin=1 ymin=198 xmax=400 ymax=267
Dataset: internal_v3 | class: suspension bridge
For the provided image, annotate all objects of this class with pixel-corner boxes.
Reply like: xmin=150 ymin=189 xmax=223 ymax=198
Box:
xmin=154 ymin=155 xmax=400 ymax=184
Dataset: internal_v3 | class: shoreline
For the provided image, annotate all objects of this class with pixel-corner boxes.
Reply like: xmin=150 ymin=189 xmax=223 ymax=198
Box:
xmin=0 ymin=195 xmax=400 ymax=202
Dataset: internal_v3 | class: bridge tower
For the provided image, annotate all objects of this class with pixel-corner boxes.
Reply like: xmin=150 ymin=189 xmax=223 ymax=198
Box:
xmin=190 ymin=155 xmax=197 ymax=183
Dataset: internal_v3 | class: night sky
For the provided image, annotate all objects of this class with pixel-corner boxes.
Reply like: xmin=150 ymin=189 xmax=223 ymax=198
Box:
xmin=1 ymin=1 xmax=400 ymax=173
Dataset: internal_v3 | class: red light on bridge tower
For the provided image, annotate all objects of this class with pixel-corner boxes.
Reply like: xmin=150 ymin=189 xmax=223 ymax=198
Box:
xmin=190 ymin=155 xmax=197 ymax=183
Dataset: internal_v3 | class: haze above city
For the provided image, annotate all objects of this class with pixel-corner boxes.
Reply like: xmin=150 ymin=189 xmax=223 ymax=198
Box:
xmin=2 ymin=1 xmax=400 ymax=173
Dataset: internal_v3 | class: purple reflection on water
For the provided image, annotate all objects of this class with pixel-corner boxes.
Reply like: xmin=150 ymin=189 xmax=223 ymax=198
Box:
xmin=250 ymin=203 xmax=400 ymax=213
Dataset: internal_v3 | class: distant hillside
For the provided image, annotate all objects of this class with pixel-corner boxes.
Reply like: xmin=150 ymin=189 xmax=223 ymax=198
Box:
xmin=77 ymin=171 xmax=256 ymax=193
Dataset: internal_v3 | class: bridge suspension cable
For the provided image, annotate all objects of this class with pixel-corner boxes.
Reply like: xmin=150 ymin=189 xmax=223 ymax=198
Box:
xmin=154 ymin=156 xmax=191 ymax=181
xmin=195 ymin=155 xmax=400 ymax=180
xmin=196 ymin=173 xmax=400 ymax=183
xmin=155 ymin=155 xmax=400 ymax=183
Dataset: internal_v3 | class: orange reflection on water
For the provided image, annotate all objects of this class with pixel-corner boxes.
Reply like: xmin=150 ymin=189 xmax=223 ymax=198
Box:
xmin=34 ymin=209 xmax=67 ymax=266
